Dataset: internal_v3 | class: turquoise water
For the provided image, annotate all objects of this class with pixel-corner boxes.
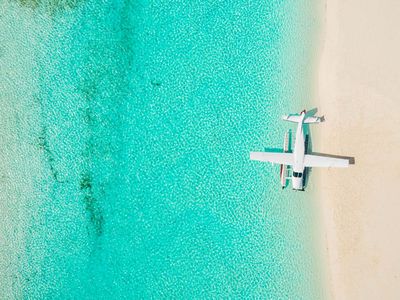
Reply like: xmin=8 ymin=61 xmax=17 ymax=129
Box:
xmin=0 ymin=0 xmax=322 ymax=298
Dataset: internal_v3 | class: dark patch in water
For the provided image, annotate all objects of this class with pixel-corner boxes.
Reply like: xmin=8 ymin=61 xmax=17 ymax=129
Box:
xmin=80 ymin=174 xmax=92 ymax=190
xmin=83 ymin=107 xmax=93 ymax=126
xmin=77 ymin=71 xmax=105 ymax=239
xmin=37 ymin=128 xmax=65 ymax=183
xmin=80 ymin=78 xmax=98 ymax=102
xmin=80 ymin=172 xmax=104 ymax=237
xmin=14 ymin=0 xmax=82 ymax=12
xmin=150 ymin=80 xmax=161 ymax=87
xmin=120 ymin=0 xmax=136 ymax=69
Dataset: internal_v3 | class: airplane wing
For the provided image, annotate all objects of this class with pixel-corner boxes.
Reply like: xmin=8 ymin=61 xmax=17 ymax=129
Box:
xmin=250 ymin=152 xmax=294 ymax=165
xmin=304 ymin=154 xmax=349 ymax=168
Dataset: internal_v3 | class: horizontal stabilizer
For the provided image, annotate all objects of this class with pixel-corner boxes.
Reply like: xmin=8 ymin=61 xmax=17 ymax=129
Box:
xmin=282 ymin=114 xmax=301 ymax=123
xmin=304 ymin=116 xmax=324 ymax=124
xmin=282 ymin=114 xmax=324 ymax=124
xmin=250 ymin=152 xmax=294 ymax=166
xmin=304 ymin=154 xmax=349 ymax=168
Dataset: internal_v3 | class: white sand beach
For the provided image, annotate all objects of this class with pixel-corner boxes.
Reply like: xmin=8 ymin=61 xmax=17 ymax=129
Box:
xmin=314 ymin=0 xmax=400 ymax=299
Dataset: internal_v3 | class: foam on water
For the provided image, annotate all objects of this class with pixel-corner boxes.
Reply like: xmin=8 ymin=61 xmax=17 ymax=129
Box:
xmin=0 ymin=0 xmax=322 ymax=298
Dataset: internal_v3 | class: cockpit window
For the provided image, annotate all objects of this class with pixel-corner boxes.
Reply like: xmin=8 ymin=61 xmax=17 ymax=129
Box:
xmin=293 ymin=172 xmax=303 ymax=178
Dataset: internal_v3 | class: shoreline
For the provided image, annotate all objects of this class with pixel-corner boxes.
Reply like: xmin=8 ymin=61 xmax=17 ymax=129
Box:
xmin=315 ymin=0 xmax=400 ymax=298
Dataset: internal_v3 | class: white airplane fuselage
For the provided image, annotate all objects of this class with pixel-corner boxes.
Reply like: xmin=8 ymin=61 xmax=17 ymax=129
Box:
xmin=291 ymin=111 xmax=307 ymax=190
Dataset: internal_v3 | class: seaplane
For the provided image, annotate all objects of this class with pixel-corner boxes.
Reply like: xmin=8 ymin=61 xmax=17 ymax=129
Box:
xmin=250 ymin=109 xmax=352 ymax=191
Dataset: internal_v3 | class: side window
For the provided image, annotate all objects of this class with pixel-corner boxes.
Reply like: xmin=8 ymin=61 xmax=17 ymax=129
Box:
xmin=293 ymin=172 xmax=303 ymax=178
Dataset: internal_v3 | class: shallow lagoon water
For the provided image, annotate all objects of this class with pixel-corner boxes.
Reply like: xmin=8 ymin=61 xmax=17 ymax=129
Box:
xmin=0 ymin=0 xmax=321 ymax=298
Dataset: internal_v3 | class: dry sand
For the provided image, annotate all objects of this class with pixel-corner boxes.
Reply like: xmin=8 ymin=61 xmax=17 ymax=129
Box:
xmin=313 ymin=0 xmax=400 ymax=299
